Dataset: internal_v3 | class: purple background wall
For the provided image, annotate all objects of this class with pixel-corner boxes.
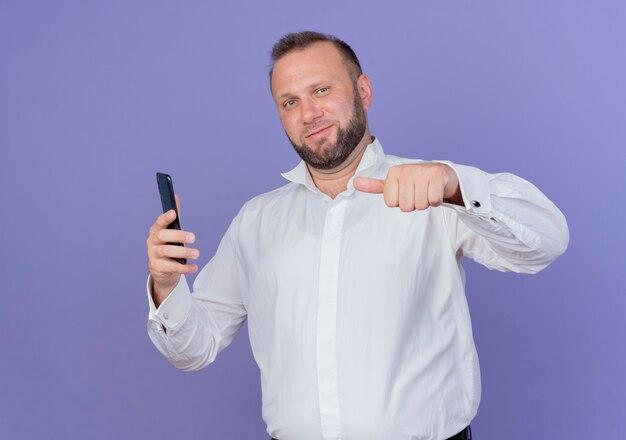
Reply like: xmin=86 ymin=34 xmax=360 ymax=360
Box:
xmin=1 ymin=1 xmax=624 ymax=438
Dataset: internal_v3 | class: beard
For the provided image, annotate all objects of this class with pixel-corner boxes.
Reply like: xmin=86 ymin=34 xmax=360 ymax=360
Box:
xmin=287 ymin=87 xmax=367 ymax=170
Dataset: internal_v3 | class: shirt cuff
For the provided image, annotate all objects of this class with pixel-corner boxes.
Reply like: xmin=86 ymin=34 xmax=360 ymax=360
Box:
xmin=434 ymin=160 xmax=492 ymax=216
xmin=146 ymin=274 xmax=193 ymax=331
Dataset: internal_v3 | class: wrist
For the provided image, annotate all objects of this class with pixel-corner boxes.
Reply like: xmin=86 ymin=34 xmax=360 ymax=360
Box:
xmin=442 ymin=166 xmax=464 ymax=206
xmin=151 ymin=275 xmax=180 ymax=308
xmin=444 ymin=184 xmax=464 ymax=206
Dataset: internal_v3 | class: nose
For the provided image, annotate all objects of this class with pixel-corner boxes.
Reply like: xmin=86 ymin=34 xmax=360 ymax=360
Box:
xmin=300 ymin=98 xmax=323 ymax=124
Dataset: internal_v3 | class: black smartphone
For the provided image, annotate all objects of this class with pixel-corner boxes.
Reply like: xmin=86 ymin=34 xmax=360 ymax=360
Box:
xmin=156 ymin=172 xmax=186 ymax=265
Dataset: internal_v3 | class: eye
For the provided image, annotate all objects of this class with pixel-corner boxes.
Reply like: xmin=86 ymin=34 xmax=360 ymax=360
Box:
xmin=317 ymin=86 xmax=330 ymax=95
xmin=283 ymin=99 xmax=297 ymax=109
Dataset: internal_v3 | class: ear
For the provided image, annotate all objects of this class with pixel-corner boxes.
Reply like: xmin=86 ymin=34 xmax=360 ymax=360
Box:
xmin=356 ymin=74 xmax=373 ymax=110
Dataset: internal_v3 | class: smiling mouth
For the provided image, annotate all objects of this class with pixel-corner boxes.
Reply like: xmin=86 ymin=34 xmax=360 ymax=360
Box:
xmin=306 ymin=125 xmax=333 ymax=138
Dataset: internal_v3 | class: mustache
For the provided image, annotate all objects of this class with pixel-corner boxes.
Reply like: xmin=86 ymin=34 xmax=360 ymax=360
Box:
xmin=303 ymin=122 xmax=333 ymax=138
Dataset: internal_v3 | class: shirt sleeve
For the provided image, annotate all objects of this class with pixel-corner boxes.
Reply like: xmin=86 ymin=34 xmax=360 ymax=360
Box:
xmin=146 ymin=214 xmax=247 ymax=371
xmin=436 ymin=161 xmax=569 ymax=273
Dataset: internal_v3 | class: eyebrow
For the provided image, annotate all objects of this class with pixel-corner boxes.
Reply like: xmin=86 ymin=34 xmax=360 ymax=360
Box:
xmin=277 ymin=82 xmax=327 ymax=100
xmin=277 ymin=92 xmax=296 ymax=100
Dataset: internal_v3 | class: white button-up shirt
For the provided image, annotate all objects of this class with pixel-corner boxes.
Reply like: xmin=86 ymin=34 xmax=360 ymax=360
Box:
xmin=147 ymin=138 xmax=568 ymax=440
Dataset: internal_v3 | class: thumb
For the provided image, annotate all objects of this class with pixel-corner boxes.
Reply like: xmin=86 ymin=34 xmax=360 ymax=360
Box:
xmin=353 ymin=177 xmax=385 ymax=194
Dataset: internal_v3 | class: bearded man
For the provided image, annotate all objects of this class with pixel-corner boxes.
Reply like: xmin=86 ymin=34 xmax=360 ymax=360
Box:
xmin=145 ymin=31 xmax=569 ymax=440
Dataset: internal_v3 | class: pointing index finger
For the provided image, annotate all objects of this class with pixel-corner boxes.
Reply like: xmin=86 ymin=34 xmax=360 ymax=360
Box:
xmin=353 ymin=177 xmax=385 ymax=194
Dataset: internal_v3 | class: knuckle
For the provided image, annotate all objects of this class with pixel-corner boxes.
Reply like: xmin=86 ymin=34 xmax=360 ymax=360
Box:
xmin=156 ymin=245 xmax=166 ymax=258
xmin=400 ymin=166 xmax=414 ymax=178
xmin=148 ymin=260 xmax=159 ymax=274
xmin=432 ymin=165 xmax=446 ymax=180
xmin=160 ymin=261 xmax=174 ymax=274
xmin=430 ymin=195 xmax=443 ymax=206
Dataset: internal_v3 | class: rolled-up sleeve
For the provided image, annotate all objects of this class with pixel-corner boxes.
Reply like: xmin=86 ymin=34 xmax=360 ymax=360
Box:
xmin=437 ymin=161 xmax=569 ymax=273
xmin=147 ymin=214 xmax=247 ymax=371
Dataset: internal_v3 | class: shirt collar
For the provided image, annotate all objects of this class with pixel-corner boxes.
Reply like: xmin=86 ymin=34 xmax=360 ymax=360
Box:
xmin=281 ymin=137 xmax=385 ymax=194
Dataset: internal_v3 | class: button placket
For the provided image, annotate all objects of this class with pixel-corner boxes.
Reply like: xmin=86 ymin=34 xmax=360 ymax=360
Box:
xmin=316 ymin=198 xmax=347 ymax=439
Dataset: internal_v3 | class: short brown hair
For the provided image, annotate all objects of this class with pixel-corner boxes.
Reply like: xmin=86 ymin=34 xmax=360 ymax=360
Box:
xmin=269 ymin=31 xmax=363 ymax=83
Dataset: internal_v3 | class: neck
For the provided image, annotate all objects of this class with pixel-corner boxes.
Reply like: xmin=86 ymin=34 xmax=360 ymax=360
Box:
xmin=308 ymin=132 xmax=373 ymax=199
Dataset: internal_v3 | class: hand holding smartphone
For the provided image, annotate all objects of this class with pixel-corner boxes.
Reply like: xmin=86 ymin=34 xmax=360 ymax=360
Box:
xmin=156 ymin=172 xmax=186 ymax=264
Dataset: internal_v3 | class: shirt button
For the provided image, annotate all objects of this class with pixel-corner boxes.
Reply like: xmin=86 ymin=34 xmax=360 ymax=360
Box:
xmin=163 ymin=313 xmax=169 ymax=320
xmin=471 ymin=200 xmax=481 ymax=208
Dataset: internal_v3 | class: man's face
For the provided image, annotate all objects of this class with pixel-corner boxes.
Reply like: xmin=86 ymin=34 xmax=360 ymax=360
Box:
xmin=271 ymin=42 xmax=369 ymax=170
